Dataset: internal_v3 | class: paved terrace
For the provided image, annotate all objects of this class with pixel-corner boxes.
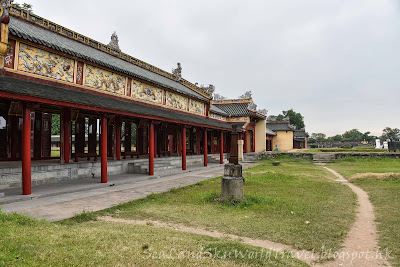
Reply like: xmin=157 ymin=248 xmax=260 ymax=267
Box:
xmin=0 ymin=162 xmax=256 ymax=222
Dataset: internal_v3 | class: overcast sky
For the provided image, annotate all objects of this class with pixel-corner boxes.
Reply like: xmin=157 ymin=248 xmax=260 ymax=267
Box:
xmin=23 ymin=0 xmax=400 ymax=136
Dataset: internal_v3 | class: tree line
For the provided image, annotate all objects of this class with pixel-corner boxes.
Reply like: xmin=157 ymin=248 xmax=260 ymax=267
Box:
xmin=309 ymin=127 xmax=400 ymax=143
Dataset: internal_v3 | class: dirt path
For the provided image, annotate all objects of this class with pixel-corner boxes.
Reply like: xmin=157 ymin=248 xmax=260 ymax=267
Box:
xmin=99 ymin=216 xmax=318 ymax=265
xmin=319 ymin=167 xmax=391 ymax=267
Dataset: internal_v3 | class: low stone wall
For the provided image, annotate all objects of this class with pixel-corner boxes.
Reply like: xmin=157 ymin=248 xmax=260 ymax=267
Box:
xmin=333 ymin=153 xmax=400 ymax=159
xmin=0 ymin=154 xmax=213 ymax=190
xmin=246 ymin=152 xmax=400 ymax=161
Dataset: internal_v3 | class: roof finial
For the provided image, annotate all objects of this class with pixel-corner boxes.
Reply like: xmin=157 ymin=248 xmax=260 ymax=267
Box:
xmin=0 ymin=0 xmax=13 ymax=24
xmin=108 ymin=31 xmax=120 ymax=51
xmin=172 ymin=62 xmax=182 ymax=81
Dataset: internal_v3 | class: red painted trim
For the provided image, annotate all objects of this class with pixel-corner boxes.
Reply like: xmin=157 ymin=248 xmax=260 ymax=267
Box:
xmin=253 ymin=129 xmax=256 ymax=153
xmin=101 ymin=114 xmax=107 ymax=183
xmin=22 ymin=103 xmax=31 ymax=195
xmin=182 ymin=126 xmax=186 ymax=170
xmin=63 ymin=107 xmax=71 ymax=163
xmin=149 ymin=122 xmax=154 ymax=176
xmin=203 ymin=129 xmax=208 ymax=167
xmin=220 ymin=131 xmax=224 ymax=164
xmin=2 ymin=72 xmax=231 ymax=131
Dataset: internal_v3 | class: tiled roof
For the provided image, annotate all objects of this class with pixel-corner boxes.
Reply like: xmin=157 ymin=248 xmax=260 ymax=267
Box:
xmin=266 ymin=122 xmax=295 ymax=131
xmin=294 ymin=130 xmax=308 ymax=138
xmin=210 ymin=105 xmax=228 ymax=116
xmin=9 ymin=17 xmax=209 ymax=102
xmin=266 ymin=127 xmax=277 ymax=136
xmin=0 ymin=76 xmax=232 ymax=130
xmin=213 ymin=103 xmax=265 ymax=119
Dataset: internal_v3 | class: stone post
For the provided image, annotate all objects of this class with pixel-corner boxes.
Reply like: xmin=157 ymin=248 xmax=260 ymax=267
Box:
xmin=221 ymin=125 xmax=244 ymax=199
xmin=238 ymin=140 xmax=244 ymax=162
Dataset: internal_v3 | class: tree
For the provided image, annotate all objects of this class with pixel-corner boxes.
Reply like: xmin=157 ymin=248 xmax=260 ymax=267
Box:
xmin=213 ymin=93 xmax=226 ymax=100
xmin=311 ymin=133 xmax=326 ymax=142
xmin=342 ymin=129 xmax=363 ymax=141
xmin=51 ymin=114 xmax=60 ymax=135
xmin=281 ymin=109 xmax=305 ymax=129
xmin=381 ymin=127 xmax=400 ymax=141
xmin=12 ymin=2 xmax=33 ymax=13
xmin=331 ymin=134 xmax=343 ymax=141
xmin=238 ymin=91 xmax=252 ymax=99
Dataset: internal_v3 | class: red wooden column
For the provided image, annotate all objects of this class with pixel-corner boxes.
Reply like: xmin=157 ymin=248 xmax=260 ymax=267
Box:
xmin=115 ymin=115 xmax=121 ymax=160
xmin=196 ymin=127 xmax=200 ymax=155
xmin=22 ymin=103 xmax=31 ymax=195
xmin=220 ymin=131 xmax=224 ymax=164
xmin=63 ymin=107 xmax=71 ymax=163
xmin=203 ymin=129 xmax=208 ymax=167
xmin=182 ymin=126 xmax=186 ymax=170
xmin=244 ymin=130 xmax=248 ymax=153
xmin=253 ymin=129 xmax=256 ymax=152
xmin=101 ymin=114 xmax=107 ymax=183
xmin=149 ymin=121 xmax=154 ymax=176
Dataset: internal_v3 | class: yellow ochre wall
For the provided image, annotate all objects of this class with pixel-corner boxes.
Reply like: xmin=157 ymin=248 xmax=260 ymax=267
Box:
xmin=272 ymin=131 xmax=294 ymax=151
xmin=255 ymin=119 xmax=266 ymax=152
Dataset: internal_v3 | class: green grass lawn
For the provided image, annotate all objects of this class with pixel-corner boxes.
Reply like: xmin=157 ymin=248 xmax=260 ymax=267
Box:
xmin=0 ymin=211 xmax=305 ymax=267
xmin=97 ymin=157 xmax=357 ymax=255
xmin=328 ymin=158 xmax=400 ymax=266
xmin=328 ymin=157 xmax=400 ymax=178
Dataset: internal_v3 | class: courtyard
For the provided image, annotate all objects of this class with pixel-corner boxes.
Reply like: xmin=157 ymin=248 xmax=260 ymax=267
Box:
xmin=1 ymin=156 xmax=399 ymax=266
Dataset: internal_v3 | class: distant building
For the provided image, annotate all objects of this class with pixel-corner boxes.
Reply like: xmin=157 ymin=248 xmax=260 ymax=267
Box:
xmin=293 ymin=129 xmax=308 ymax=149
xmin=266 ymin=120 xmax=308 ymax=151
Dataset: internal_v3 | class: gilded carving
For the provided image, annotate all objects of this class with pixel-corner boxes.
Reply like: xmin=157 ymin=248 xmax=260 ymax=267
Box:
xmin=166 ymin=91 xmax=187 ymax=110
xmin=189 ymin=99 xmax=204 ymax=115
xmin=210 ymin=113 xmax=227 ymax=121
xmin=18 ymin=43 xmax=74 ymax=82
xmin=131 ymin=79 xmax=163 ymax=104
xmin=85 ymin=64 xmax=125 ymax=95
xmin=227 ymin=117 xmax=250 ymax=122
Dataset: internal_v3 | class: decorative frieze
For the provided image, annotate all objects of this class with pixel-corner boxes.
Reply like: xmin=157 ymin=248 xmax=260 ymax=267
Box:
xmin=85 ymin=64 xmax=125 ymax=95
xmin=18 ymin=43 xmax=75 ymax=82
xmin=4 ymin=39 xmax=15 ymax=69
xmin=189 ymin=99 xmax=205 ymax=115
xmin=210 ymin=113 xmax=227 ymax=121
xmin=131 ymin=79 xmax=163 ymax=104
xmin=227 ymin=117 xmax=250 ymax=122
xmin=166 ymin=91 xmax=188 ymax=110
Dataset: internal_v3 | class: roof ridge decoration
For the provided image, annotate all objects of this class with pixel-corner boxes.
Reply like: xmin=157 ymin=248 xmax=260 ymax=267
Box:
xmin=9 ymin=6 xmax=212 ymax=99
xmin=0 ymin=0 xmax=12 ymax=23
xmin=172 ymin=62 xmax=182 ymax=81
xmin=212 ymin=98 xmax=252 ymax=104
xmin=107 ymin=31 xmax=120 ymax=51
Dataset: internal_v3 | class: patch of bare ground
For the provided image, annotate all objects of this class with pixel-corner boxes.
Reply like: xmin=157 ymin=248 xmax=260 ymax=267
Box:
xmin=320 ymin=167 xmax=392 ymax=267
xmin=348 ymin=172 xmax=400 ymax=181
xmin=99 ymin=216 xmax=318 ymax=265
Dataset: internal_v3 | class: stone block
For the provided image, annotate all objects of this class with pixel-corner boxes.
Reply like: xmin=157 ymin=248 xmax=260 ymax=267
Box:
xmin=221 ymin=176 xmax=244 ymax=199
xmin=224 ymin=163 xmax=242 ymax=177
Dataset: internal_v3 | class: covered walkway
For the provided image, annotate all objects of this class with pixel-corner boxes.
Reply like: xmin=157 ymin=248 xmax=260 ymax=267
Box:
xmin=1 ymin=162 xmax=256 ymax=222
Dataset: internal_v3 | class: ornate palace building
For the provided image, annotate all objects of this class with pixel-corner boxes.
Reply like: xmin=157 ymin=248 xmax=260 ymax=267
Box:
xmin=0 ymin=3 xmax=266 ymax=195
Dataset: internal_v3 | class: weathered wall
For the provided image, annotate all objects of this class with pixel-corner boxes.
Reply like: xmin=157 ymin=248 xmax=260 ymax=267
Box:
xmin=272 ymin=131 xmax=294 ymax=151
xmin=255 ymin=119 xmax=266 ymax=152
